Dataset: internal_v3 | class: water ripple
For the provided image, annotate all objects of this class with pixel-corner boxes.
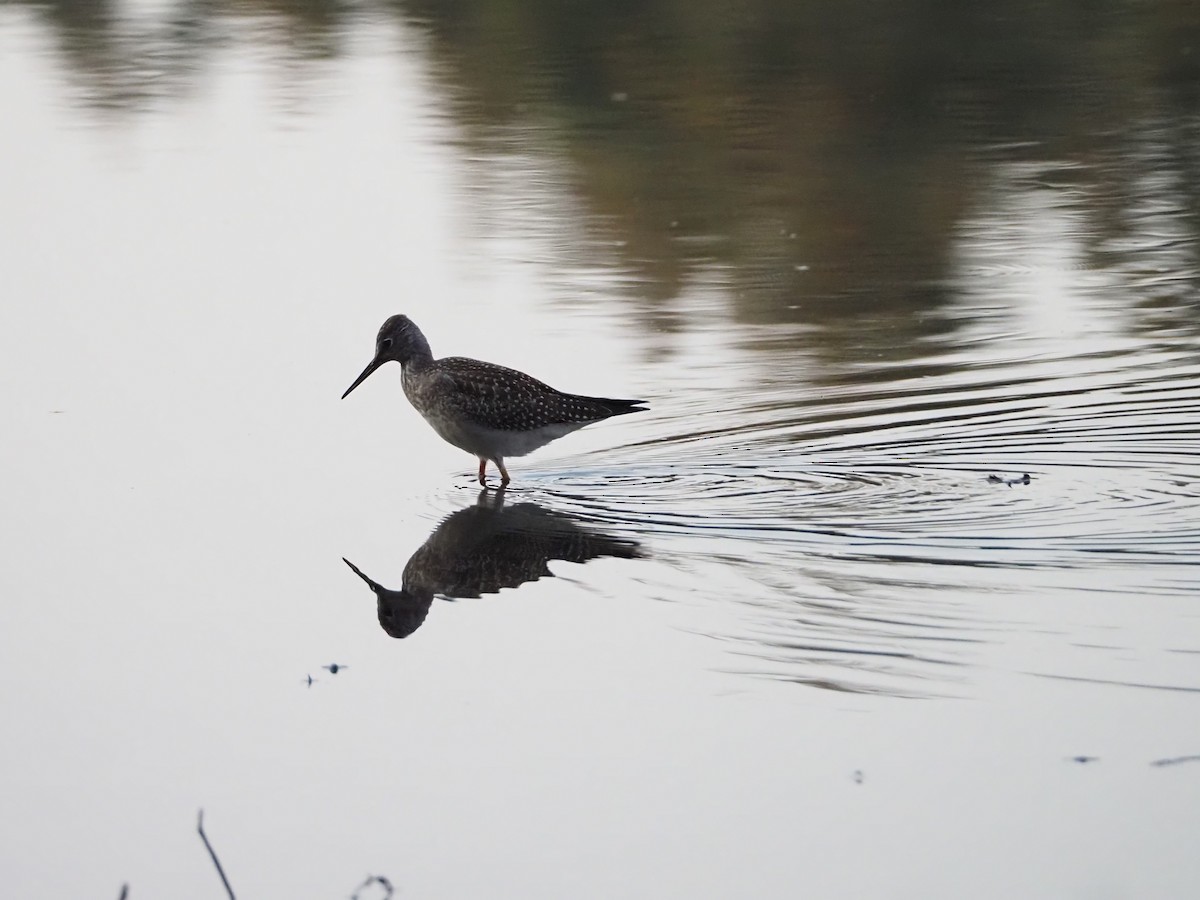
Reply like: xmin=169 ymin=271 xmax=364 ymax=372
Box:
xmin=504 ymin=346 xmax=1200 ymax=695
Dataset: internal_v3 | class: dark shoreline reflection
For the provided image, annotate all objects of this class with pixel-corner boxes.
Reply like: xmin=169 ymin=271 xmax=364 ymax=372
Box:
xmin=8 ymin=1 xmax=1198 ymax=355
xmin=343 ymin=490 xmax=642 ymax=638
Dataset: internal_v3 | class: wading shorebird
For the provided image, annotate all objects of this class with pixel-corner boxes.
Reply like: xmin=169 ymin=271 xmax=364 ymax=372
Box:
xmin=341 ymin=315 xmax=647 ymax=486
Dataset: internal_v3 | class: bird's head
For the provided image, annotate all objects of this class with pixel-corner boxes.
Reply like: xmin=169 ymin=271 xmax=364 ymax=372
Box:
xmin=342 ymin=315 xmax=432 ymax=399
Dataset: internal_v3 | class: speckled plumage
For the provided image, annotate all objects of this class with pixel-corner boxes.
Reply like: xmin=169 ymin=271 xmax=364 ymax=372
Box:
xmin=342 ymin=315 xmax=646 ymax=485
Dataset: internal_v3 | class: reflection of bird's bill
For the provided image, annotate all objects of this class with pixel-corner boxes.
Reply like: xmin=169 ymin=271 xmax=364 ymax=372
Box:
xmin=342 ymin=556 xmax=382 ymax=592
xmin=341 ymin=354 xmax=385 ymax=399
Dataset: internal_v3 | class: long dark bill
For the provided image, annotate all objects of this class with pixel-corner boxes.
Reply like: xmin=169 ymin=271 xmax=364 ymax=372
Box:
xmin=341 ymin=355 xmax=385 ymax=399
xmin=342 ymin=558 xmax=383 ymax=594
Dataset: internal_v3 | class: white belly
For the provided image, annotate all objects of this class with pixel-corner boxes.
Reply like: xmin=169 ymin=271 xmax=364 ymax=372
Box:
xmin=422 ymin=408 xmax=586 ymax=460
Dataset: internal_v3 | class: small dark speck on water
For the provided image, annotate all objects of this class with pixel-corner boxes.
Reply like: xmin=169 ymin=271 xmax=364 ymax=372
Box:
xmin=852 ymin=770 xmax=864 ymax=784
xmin=987 ymin=473 xmax=1031 ymax=487
xmin=324 ymin=663 xmax=347 ymax=674
xmin=1068 ymin=755 xmax=1099 ymax=764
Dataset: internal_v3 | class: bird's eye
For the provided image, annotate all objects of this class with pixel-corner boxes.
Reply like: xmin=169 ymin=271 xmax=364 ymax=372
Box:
xmin=380 ymin=338 xmax=393 ymax=352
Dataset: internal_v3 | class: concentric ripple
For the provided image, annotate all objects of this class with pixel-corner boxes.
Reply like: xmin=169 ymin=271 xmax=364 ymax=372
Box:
xmin=503 ymin=342 xmax=1200 ymax=695
xmin=543 ymin=350 xmax=1200 ymax=565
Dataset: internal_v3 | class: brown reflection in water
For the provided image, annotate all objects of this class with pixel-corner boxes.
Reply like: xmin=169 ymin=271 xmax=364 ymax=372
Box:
xmin=343 ymin=489 xmax=641 ymax=638
xmin=395 ymin=0 xmax=1200 ymax=344
xmin=22 ymin=0 xmax=347 ymax=110
xmin=13 ymin=0 xmax=1200 ymax=350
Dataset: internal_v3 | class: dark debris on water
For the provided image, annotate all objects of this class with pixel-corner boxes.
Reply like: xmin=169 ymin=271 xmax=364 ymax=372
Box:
xmin=351 ymin=874 xmax=395 ymax=900
xmin=987 ymin=473 xmax=1032 ymax=487
xmin=1150 ymin=754 xmax=1200 ymax=768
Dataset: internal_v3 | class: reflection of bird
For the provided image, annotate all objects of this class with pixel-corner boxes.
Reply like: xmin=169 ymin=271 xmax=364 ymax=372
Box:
xmin=341 ymin=315 xmax=646 ymax=486
xmin=343 ymin=490 xmax=642 ymax=638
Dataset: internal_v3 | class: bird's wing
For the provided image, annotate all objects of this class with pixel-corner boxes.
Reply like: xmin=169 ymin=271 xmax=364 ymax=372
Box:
xmin=435 ymin=358 xmax=600 ymax=431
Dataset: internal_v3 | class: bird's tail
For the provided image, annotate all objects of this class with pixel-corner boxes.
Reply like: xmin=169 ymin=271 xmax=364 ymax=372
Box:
xmin=583 ymin=396 xmax=648 ymax=417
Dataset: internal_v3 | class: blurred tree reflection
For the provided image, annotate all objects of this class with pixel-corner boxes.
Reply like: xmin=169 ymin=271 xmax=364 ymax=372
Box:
xmin=394 ymin=0 xmax=1197 ymax=320
xmin=11 ymin=0 xmax=1200 ymax=352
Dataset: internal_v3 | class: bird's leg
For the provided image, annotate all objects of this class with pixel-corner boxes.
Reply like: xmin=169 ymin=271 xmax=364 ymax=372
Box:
xmin=497 ymin=459 xmax=511 ymax=487
xmin=477 ymin=459 xmax=488 ymax=486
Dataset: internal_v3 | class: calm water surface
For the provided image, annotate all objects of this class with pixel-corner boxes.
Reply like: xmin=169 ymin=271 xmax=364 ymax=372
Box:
xmin=2 ymin=2 xmax=1199 ymax=898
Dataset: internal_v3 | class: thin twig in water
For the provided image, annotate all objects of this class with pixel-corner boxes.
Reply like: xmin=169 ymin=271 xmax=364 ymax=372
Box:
xmin=350 ymin=874 xmax=395 ymax=899
xmin=1150 ymin=754 xmax=1200 ymax=768
xmin=197 ymin=809 xmax=237 ymax=900
xmin=117 ymin=885 xmax=129 ymax=900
